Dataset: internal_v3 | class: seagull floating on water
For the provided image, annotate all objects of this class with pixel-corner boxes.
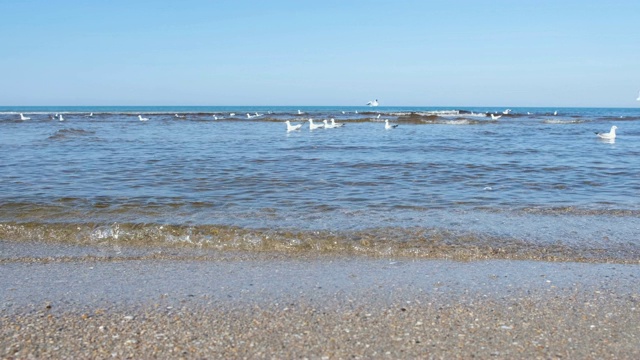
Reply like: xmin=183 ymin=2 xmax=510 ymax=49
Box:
xmin=308 ymin=118 xmax=324 ymax=130
xmin=553 ymin=110 xmax=558 ymax=115
xmin=323 ymin=119 xmax=336 ymax=129
xmin=175 ymin=114 xmax=185 ymax=119
xmin=502 ymin=109 xmax=512 ymax=115
xmin=490 ymin=114 xmax=502 ymax=120
xmin=138 ymin=115 xmax=149 ymax=121
xmin=58 ymin=114 xmax=64 ymax=121
xmin=367 ymin=99 xmax=379 ymax=107
xmin=384 ymin=119 xmax=398 ymax=129
xmin=331 ymin=118 xmax=344 ymax=128
xmin=19 ymin=113 xmax=30 ymax=121
xmin=297 ymin=110 xmax=304 ymax=115
xmin=285 ymin=120 xmax=302 ymax=132
xmin=246 ymin=113 xmax=254 ymax=119
xmin=595 ymin=125 xmax=617 ymax=140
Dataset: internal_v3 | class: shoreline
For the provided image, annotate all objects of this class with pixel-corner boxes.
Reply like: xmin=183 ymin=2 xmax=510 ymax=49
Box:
xmin=2 ymin=241 xmax=640 ymax=358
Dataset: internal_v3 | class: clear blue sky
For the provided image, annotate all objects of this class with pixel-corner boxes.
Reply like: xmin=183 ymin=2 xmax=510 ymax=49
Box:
xmin=1 ymin=0 xmax=639 ymax=107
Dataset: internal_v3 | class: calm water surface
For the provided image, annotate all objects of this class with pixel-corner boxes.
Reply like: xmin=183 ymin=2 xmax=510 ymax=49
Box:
xmin=1 ymin=106 xmax=639 ymax=261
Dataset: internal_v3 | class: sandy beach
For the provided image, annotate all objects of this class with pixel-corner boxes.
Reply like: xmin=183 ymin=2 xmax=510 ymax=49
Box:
xmin=2 ymin=241 xmax=640 ymax=359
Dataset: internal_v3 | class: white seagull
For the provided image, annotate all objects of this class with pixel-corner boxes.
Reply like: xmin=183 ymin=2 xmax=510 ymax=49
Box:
xmin=246 ymin=113 xmax=254 ymax=119
xmin=308 ymin=118 xmax=324 ymax=130
xmin=502 ymin=109 xmax=512 ymax=115
xmin=58 ymin=114 xmax=64 ymax=121
xmin=19 ymin=113 xmax=30 ymax=121
xmin=285 ymin=120 xmax=302 ymax=132
xmin=595 ymin=125 xmax=617 ymax=140
xmin=331 ymin=118 xmax=344 ymax=127
xmin=367 ymin=99 xmax=379 ymax=107
xmin=323 ymin=119 xmax=336 ymax=129
xmin=298 ymin=110 xmax=304 ymax=115
xmin=86 ymin=112 xmax=93 ymax=117
xmin=138 ymin=115 xmax=149 ymax=121
xmin=490 ymin=114 xmax=502 ymax=120
xmin=175 ymin=114 xmax=185 ymax=119
xmin=384 ymin=119 xmax=398 ymax=129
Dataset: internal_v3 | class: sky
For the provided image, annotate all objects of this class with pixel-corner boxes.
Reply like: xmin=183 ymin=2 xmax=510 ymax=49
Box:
xmin=1 ymin=0 xmax=639 ymax=107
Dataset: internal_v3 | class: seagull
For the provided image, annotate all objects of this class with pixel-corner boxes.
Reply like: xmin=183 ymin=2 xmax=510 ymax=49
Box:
xmin=331 ymin=118 xmax=344 ymax=127
xmin=384 ymin=119 xmax=398 ymax=129
xmin=490 ymin=114 xmax=502 ymax=120
xmin=58 ymin=114 xmax=64 ymax=121
xmin=246 ymin=113 xmax=254 ymax=119
xmin=19 ymin=113 xmax=30 ymax=121
xmin=636 ymin=91 xmax=640 ymax=101
xmin=86 ymin=112 xmax=93 ymax=117
xmin=376 ymin=114 xmax=381 ymax=119
xmin=138 ymin=115 xmax=149 ymax=121
xmin=308 ymin=118 xmax=324 ymax=130
xmin=502 ymin=109 xmax=511 ymax=115
xmin=323 ymin=119 xmax=336 ymax=129
xmin=367 ymin=99 xmax=379 ymax=107
xmin=553 ymin=111 xmax=558 ymax=115
xmin=175 ymin=114 xmax=185 ymax=119
xmin=229 ymin=113 xmax=236 ymax=116
xmin=213 ymin=115 xmax=218 ymax=120
xmin=298 ymin=110 xmax=304 ymax=115
xmin=595 ymin=125 xmax=617 ymax=140
xmin=286 ymin=120 xmax=302 ymax=132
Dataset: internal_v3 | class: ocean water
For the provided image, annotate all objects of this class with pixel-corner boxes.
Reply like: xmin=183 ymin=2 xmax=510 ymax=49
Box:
xmin=1 ymin=106 xmax=639 ymax=262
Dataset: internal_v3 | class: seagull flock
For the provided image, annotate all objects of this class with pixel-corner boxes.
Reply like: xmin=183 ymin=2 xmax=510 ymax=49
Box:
xmin=284 ymin=118 xmax=390 ymax=132
xmin=13 ymin=102 xmax=626 ymax=142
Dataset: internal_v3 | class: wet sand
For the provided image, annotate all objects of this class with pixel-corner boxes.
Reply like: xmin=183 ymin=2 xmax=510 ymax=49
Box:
xmin=1 ymin=242 xmax=640 ymax=358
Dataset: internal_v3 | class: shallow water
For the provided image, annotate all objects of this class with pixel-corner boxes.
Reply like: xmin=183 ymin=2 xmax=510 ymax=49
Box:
xmin=1 ymin=106 xmax=639 ymax=261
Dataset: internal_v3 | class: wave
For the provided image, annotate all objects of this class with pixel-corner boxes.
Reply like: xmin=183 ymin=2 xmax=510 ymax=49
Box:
xmin=47 ymin=128 xmax=97 ymax=140
xmin=3 ymin=108 xmax=640 ymax=126
xmin=1 ymin=222 xmax=639 ymax=263
xmin=543 ymin=119 xmax=585 ymax=124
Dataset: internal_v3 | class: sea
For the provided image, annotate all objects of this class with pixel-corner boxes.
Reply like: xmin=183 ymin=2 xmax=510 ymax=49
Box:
xmin=1 ymin=106 xmax=639 ymax=262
